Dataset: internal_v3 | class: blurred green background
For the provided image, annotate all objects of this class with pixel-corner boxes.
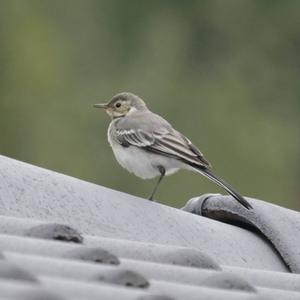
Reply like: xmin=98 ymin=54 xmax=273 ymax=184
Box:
xmin=0 ymin=0 xmax=299 ymax=209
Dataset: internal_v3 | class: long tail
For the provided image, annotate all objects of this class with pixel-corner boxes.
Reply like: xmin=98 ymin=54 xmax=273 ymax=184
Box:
xmin=193 ymin=167 xmax=252 ymax=210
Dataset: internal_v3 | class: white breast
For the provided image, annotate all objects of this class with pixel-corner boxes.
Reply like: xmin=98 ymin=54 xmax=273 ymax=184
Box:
xmin=107 ymin=121 xmax=183 ymax=179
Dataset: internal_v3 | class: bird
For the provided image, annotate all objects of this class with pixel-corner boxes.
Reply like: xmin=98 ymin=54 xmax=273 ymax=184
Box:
xmin=94 ymin=92 xmax=252 ymax=210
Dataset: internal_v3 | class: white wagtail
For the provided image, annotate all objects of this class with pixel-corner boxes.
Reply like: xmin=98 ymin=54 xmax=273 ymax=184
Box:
xmin=94 ymin=92 xmax=252 ymax=209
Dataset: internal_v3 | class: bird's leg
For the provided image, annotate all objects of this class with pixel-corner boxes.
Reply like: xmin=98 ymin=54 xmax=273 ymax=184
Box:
xmin=148 ymin=166 xmax=166 ymax=201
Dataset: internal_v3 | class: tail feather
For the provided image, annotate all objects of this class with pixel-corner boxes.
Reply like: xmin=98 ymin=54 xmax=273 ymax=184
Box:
xmin=193 ymin=167 xmax=252 ymax=210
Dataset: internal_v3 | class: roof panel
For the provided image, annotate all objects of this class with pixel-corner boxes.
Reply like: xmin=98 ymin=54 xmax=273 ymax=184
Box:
xmin=0 ymin=155 xmax=298 ymax=299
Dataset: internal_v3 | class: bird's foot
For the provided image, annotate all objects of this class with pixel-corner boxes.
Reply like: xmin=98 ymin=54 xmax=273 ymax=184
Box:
xmin=147 ymin=195 xmax=157 ymax=202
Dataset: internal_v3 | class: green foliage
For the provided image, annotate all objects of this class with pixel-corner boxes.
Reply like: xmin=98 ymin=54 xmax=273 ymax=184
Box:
xmin=0 ymin=0 xmax=299 ymax=209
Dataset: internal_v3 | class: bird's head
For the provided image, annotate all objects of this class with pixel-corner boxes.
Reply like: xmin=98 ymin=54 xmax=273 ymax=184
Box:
xmin=94 ymin=92 xmax=147 ymax=118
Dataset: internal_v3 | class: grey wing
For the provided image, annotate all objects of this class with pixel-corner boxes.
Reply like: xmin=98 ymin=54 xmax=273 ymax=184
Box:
xmin=114 ymin=128 xmax=155 ymax=148
xmin=113 ymin=126 xmax=211 ymax=169
xmin=177 ymin=132 xmax=211 ymax=168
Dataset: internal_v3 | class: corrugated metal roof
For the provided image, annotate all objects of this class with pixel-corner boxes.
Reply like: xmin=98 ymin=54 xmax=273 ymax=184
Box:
xmin=0 ymin=155 xmax=299 ymax=300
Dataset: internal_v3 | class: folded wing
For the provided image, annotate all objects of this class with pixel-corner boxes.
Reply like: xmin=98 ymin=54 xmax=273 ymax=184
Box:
xmin=114 ymin=127 xmax=211 ymax=169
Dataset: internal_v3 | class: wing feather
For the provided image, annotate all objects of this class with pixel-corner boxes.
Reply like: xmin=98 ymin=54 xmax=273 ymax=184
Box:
xmin=114 ymin=128 xmax=211 ymax=168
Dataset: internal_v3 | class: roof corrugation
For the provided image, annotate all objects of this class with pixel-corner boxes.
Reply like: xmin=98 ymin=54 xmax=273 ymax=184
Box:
xmin=0 ymin=155 xmax=299 ymax=299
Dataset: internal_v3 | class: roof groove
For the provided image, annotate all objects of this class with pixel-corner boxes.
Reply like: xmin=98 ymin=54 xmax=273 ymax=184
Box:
xmin=0 ymin=155 xmax=299 ymax=299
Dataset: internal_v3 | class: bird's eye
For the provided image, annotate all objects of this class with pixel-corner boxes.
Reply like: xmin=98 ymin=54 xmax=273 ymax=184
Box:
xmin=115 ymin=102 xmax=121 ymax=108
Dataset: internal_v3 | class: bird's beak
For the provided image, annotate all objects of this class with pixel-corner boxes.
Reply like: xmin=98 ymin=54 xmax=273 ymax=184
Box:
xmin=93 ymin=103 xmax=108 ymax=109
